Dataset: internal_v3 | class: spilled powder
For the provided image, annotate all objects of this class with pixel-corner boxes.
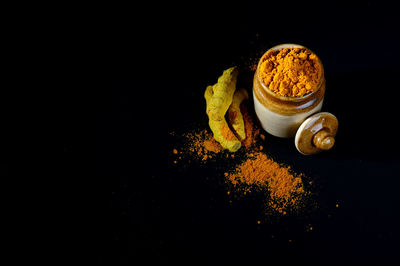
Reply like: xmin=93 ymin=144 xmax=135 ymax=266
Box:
xmin=175 ymin=104 xmax=261 ymax=162
xmin=171 ymin=102 xmax=310 ymax=215
xmin=182 ymin=129 xmax=223 ymax=161
xmin=241 ymin=105 xmax=259 ymax=149
xmin=226 ymin=152 xmax=307 ymax=214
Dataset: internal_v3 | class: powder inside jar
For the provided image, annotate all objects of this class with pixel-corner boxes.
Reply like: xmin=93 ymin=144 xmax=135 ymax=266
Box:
xmin=259 ymin=48 xmax=322 ymax=97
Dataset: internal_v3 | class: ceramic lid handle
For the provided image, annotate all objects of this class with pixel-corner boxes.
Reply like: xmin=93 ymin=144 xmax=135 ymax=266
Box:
xmin=312 ymin=130 xmax=335 ymax=150
xmin=295 ymin=112 xmax=338 ymax=155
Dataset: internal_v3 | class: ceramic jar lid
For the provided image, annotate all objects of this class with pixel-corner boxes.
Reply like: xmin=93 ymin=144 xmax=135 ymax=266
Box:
xmin=295 ymin=112 xmax=338 ymax=155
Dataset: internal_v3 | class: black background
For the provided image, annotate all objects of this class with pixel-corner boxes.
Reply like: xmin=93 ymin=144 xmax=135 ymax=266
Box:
xmin=62 ymin=1 xmax=400 ymax=264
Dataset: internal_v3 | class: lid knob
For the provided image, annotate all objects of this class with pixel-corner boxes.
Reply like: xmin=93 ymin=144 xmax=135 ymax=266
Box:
xmin=295 ymin=112 xmax=338 ymax=155
xmin=312 ymin=130 xmax=335 ymax=150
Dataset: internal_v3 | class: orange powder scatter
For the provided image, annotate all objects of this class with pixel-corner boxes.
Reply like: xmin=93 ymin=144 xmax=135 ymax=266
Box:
xmin=220 ymin=123 xmax=237 ymax=141
xmin=177 ymin=102 xmax=261 ymax=162
xmin=203 ymin=138 xmax=223 ymax=153
xmin=227 ymin=152 xmax=306 ymax=214
xmin=241 ymin=104 xmax=260 ymax=148
xmin=179 ymin=129 xmax=223 ymax=162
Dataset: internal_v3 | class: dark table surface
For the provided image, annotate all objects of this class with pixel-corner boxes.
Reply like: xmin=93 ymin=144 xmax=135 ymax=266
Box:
xmin=62 ymin=1 xmax=400 ymax=264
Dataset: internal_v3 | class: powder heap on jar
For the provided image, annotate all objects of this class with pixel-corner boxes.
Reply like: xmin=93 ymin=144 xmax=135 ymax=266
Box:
xmin=259 ymin=48 xmax=322 ymax=97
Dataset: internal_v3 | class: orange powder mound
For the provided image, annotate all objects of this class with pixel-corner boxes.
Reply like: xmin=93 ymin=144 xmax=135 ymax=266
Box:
xmin=220 ymin=123 xmax=238 ymax=141
xmin=203 ymin=137 xmax=223 ymax=153
xmin=227 ymin=152 xmax=306 ymax=214
xmin=240 ymin=104 xmax=259 ymax=148
xmin=259 ymin=48 xmax=322 ymax=97
xmin=180 ymin=129 xmax=223 ymax=161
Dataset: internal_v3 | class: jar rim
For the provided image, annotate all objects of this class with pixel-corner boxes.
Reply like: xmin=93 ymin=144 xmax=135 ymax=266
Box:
xmin=256 ymin=43 xmax=325 ymax=102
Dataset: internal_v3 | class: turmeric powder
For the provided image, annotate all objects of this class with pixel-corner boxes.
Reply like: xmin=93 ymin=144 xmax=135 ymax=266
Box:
xmin=259 ymin=48 xmax=322 ymax=97
xmin=183 ymin=129 xmax=223 ymax=161
xmin=227 ymin=152 xmax=306 ymax=214
xmin=240 ymin=104 xmax=260 ymax=149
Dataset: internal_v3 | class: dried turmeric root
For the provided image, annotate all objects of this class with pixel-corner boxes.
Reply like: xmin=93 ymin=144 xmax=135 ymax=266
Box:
xmin=204 ymin=67 xmax=241 ymax=152
xmin=227 ymin=89 xmax=249 ymax=141
xmin=206 ymin=67 xmax=238 ymax=121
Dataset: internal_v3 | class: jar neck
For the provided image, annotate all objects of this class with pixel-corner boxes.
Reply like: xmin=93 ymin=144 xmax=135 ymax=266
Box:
xmin=253 ymin=68 xmax=325 ymax=116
